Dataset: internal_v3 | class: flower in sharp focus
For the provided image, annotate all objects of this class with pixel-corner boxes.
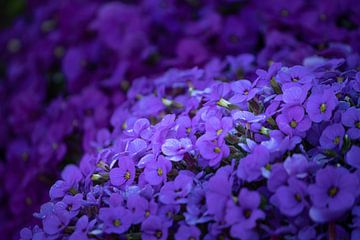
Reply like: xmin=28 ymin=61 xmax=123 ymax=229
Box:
xmin=109 ymin=156 xmax=135 ymax=187
xmin=306 ymin=89 xmax=338 ymax=123
xmin=196 ymin=133 xmax=230 ymax=167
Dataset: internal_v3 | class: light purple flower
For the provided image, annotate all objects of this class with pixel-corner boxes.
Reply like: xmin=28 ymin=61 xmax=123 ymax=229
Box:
xmin=161 ymin=138 xmax=192 ymax=162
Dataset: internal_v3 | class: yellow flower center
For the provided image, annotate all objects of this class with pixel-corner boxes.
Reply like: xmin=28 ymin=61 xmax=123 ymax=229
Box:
xmin=157 ymin=168 xmax=163 ymax=176
xmin=243 ymin=209 xmax=252 ymax=219
xmin=156 ymin=230 xmax=163 ymax=239
xmin=290 ymin=120 xmax=298 ymax=128
xmin=214 ymin=147 xmax=221 ymax=153
xmin=294 ymin=193 xmax=302 ymax=202
xmin=113 ymin=219 xmax=122 ymax=227
xmin=320 ymin=103 xmax=327 ymax=113
xmin=328 ymin=186 xmax=338 ymax=197
xmin=216 ymin=129 xmax=223 ymax=135
xmin=124 ymin=171 xmax=131 ymax=180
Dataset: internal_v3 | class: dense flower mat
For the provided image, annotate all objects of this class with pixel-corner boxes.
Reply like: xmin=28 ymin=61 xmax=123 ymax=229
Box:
xmin=0 ymin=0 xmax=360 ymax=239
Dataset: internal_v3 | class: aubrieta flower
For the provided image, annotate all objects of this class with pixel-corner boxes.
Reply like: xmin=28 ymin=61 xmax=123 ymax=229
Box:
xmin=109 ymin=156 xmax=135 ymax=187
xmin=161 ymin=138 xmax=192 ymax=161
xmin=225 ymin=188 xmax=265 ymax=239
xmin=5 ymin=5 xmax=360 ymax=238
xmin=205 ymin=116 xmax=233 ymax=140
xmin=99 ymin=206 xmax=132 ymax=234
xmin=308 ymin=166 xmax=359 ymax=222
xmin=306 ymin=89 xmax=338 ymax=123
xmin=276 ymin=106 xmax=311 ymax=136
xmin=237 ymin=144 xmax=270 ymax=182
xmin=143 ymin=155 xmax=172 ymax=186
xmin=346 ymin=146 xmax=360 ymax=169
xmin=270 ymin=177 xmax=308 ymax=217
xmin=159 ymin=172 xmax=193 ymax=204
xmin=342 ymin=107 xmax=360 ymax=139
xmin=175 ymin=223 xmax=201 ymax=240
xmin=141 ymin=216 xmax=168 ymax=240
xmin=229 ymin=80 xmax=258 ymax=104
xmin=319 ymin=123 xmax=345 ymax=150
xmin=196 ymin=133 xmax=230 ymax=167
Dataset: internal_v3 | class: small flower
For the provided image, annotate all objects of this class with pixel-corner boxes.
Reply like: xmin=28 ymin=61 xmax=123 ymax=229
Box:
xmin=342 ymin=107 xmax=360 ymax=139
xmin=196 ymin=134 xmax=230 ymax=166
xmin=346 ymin=146 xmax=360 ymax=169
xmin=229 ymin=80 xmax=258 ymax=104
xmin=109 ymin=156 xmax=135 ymax=187
xmin=270 ymin=177 xmax=308 ymax=216
xmin=99 ymin=206 xmax=132 ymax=234
xmin=205 ymin=116 xmax=233 ymax=139
xmin=308 ymin=166 xmax=359 ymax=221
xmin=159 ymin=172 xmax=193 ymax=204
xmin=161 ymin=138 xmax=192 ymax=162
xmin=319 ymin=123 xmax=345 ymax=150
xmin=175 ymin=224 xmax=201 ymax=240
xmin=306 ymin=89 xmax=338 ymax=123
xmin=237 ymin=145 xmax=270 ymax=182
xmin=141 ymin=216 xmax=168 ymax=240
xmin=276 ymin=106 xmax=311 ymax=136
xmin=225 ymin=188 xmax=264 ymax=238
xmin=144 ymin=155 xmax=171 ymax=185
xmin=283 ymin=154 xmax=309 ymax=178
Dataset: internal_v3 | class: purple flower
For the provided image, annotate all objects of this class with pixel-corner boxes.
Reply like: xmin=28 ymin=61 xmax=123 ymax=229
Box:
xmin=175 ymin=224 xmax=201 ymax=240
xmin=346 ymin=146 xmax=360 ymax=169
xmin=276 ymin=106 xmax=311 ymax=136
xmin=159 ymin=172 xmax=193 ymax=204
xmin=141 ymin=216 xmax=168 ymax=240
xmin=229 ymin=80 xmax=258 ymax=104
xmin=283 ymin=154 xmax=309 ymax=178
xmin=205 ymin=116 xmax=233 ymax=139
xmin=270 ymin=177 xmax=308 ymax=216
xmin=109 ymin=156 xmax=135 ymax=187
xmin=306 ymin=89 xmax=338 ymax=123
xmin=319 ymin=123 xmax=345 ymax=150
xmin=225 ymin=188 xmax=264 ymax=238
xmin=196 ymin=134 xmax=230 ymax=167
xmin=342 ymin=107 xmax=360 ymax=139
xmin=144 ymin=155 xmax=171 ymax=186
xmin=267 ymin=163 xmax=289 ymax=193
xmin=99 ymin=206 xmax=132 ymax=234
xmin=276 ymin=65 xmax=313 ymax=84
xmin=237 ymin=145 xmax=270 ymax=182
xmin=124 ymin=118 xmax=152 ymax=140
xmin=205 ymin=166 xmax=232 ymax=221
xmin=69 ymin=216 xmax=95 ymax=240
xmin=49 ymin=165 xmax=83 ymax=199
xmin=43 ymin=206 xmax=71 ymax=235
xmin=281 ymin=83 xmax=310 ymax=105
xmin=161 ymin=138 xmax=192 ymax=162
xmin=308 ymin=166 xmax=359 ymax=222
xmin=20 ymin=226 xmax=45 ymax=240
xmin=127 ymin=194 xmax=150 ymax=224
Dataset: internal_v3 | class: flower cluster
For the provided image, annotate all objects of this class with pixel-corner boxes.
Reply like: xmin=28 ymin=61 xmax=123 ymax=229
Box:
xmin=19 ymin=52 xmax=360 ymax=239
xmin=1 ymin=0 xmax=360 ymax=239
